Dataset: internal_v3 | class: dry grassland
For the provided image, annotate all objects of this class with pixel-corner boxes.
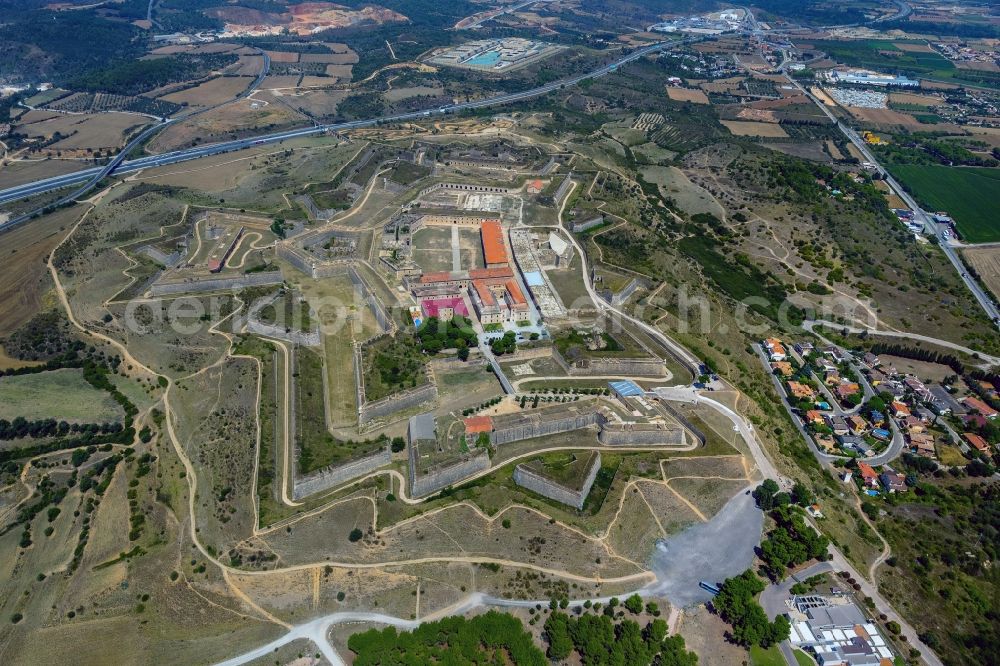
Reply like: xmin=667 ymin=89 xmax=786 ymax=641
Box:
xmin=961 ymin=246 xmax=1000 ymax=301
xmin=721 ymin=120 xmax=789 ymax=137
xmin=232 ymin=54 xmax=267 ymax=76
xmin=889 ymin=91 xmax=944 ymax=106
xmin=325 ymin=64 xmax=354 ymax=79
xmin=0 ymin=159 xmax=88 ymax=189
xmin=148 ymin=99 xmax=306 ymax=152
xmin=260 ymin=75 xmax=303 ymax=89
xmin=302 ymin=51 xmax=359 ymax=64
xmin=159 ymin=76 xmax=254 ymax=107
xmin=874 ymin=179 xmax=908 ymax=209
xmin=893 ymin=42 xmax=935 ymax=52
xmin=0 ymin=204 xmax=82 ymax=336
xmin=848 ymin=107 xmax=923 ymax=127
xmin=667 ymin=87 xmax=710 ymax=104
xmin=264 ymin=50 xmax=299 ymax=63
xmin=17 ymin=112 xmax=146 ymax=151
xmin=279 ymin=89 xmax=349 ymax=117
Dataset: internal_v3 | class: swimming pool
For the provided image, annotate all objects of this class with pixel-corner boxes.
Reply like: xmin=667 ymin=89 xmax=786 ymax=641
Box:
xmin=466 ymin=50 xmax=502 ymax=67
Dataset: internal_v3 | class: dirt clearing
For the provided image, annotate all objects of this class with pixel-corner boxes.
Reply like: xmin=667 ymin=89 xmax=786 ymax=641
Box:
xmin=667 ymin=87 xmax=710 ymax=104
xmin=720 ymin=120 xmax=788 ymax=137
xmin=961 ymin=246 xmax=1000 ymax=301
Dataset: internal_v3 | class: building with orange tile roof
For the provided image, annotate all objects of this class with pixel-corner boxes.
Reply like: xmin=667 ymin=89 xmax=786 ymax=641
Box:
xmin=481 ymin=221 xmax=508 ymax=268
xmin=964 ymin=432 xmax=991 ymax=454
xmin=464 ymin=416 xmax=493 ymax=436
xmin=857 ymin=462 xmax=879 ymax=488
xmin=962 ymin=396 xmax=998 ymax=419
xmin=771 ymin=361 xmax=793 ymax=377
xmin=787 ymin=381 xmax=815 ymax=400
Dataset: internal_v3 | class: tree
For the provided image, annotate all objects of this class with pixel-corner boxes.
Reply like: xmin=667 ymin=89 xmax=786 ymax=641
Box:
xmin=624 ymin=594 xmax=643 ymax=614
xmin=752 ymin=479 xmax=779 ymax=510
xmin=791 ymin=481 xmax=811 ymax=507
xmin=390 ymin=437 xmax=405 ymax=453
xmin=544 ymin=612 xmax=573 ymax=660
xmin=348 ymin=528 xmax=363 ymax=542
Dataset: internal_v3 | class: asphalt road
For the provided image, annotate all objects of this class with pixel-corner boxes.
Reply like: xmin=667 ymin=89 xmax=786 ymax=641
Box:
xmin=0 ymin=37 xmax=696 ymax=231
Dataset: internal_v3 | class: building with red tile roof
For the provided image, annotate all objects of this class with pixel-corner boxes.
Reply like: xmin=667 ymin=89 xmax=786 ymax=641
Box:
xmin=481 ymin=221 xmax=508 ymax=268
xmin=964 ymin=432 xmax=991 ymax=454
xmin=962 ymin=396 xmax=998 ymax=419
xmin=857 ymin=462 xmax=879 ymax=488
xmin=464 ymin=416 xmax=493 ymax=436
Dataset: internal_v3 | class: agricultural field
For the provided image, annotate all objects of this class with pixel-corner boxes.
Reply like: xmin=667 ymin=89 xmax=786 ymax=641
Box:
xmin=961 ymin=246 xmax=1000 ymax=300
xmin=157 ymin=76 xmax=254 ymax=108
xmin=0 ymin=369 xmax=124 ymax=423
xmin=890 ymin=164 xmax=1000 ymax=242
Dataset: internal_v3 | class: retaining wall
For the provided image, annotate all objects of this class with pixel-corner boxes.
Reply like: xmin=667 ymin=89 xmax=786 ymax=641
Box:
xmin=246 ymin=320 xmax=321 ymax=347
xmin=150 ymin=270 xmax=283 ymax=296
xmin=571 ymin=216 xmax=604 ymax=233
xmin=598 ymin=424 xmax=685 ymax=446
xmin=360 ymin=382 xmax=438 ymax=425
xmin=490 ymin=410 xmax=605 ymax=447
xmin=292 ymin=447 xmax=391 ymax=500
xmin=550 ymin=348 xmax=665 ymax=377
xmin=512 ymin=452 xmax=600 ymax=510
xmin=409 ymin=449 xmax=490 ymax=498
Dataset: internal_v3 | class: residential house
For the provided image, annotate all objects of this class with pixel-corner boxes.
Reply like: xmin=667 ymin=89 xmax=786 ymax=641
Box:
xmin=836 ymin=382 xmax=861 ymax=401
xmin=764 ymin=337 xmax=787 ymax=361
xmin=816 ymin=357 xmax=838 ymax=374
xmin=788 ymin=381 xmax=816 ymax=400
xmin=857 ymin=462 xmax=880 ymax=489
xmin=964 ymin=432 xmax=991 ymax=454
xmin=771 ymin=361 xmax=793 ymax=377
xmin=908 ymin=432 xmax=935 ymax=458
xmin=824 ymin=370 xmax=842 ymax=386
xmin=822 ymin=345 xmax=847 ymax=363
xmin=962 ymin=396 xmax=998 ymax=420
xmin=867 ymin=368 xmax=889 ymax=386
xmin=902 ymin=416 xmax=924 ymax=433
xmin=826 ymin=415 xmax=849 ymax=436
xmin=871 ymin=428 xmax=890 ymax=442
xmin=837 ymin=435 xmax=867 ymax=454
xmin=848 ymin=415 xmax=868 ymax=434
xmin=890 ymin=401 xmax=911 ymax=418
xmin=805 ymin=410 xmax=825 ymax=425
xmin=806 ymin=504 xmax=824 ymax=518
xmin=904 ymin=376 xmax=932 ymax=402
xmin=881 ymin=470 xmax=907 ymax=493
xmin=794 ymin=342 xmax=814 ymax=357
xmin=977 ymin=380 xmax=998 ymax=399
xmin=869 ymin=409 xmax=885 ymax=424
xmin=862 ymin=352 xmax=880 ymax=368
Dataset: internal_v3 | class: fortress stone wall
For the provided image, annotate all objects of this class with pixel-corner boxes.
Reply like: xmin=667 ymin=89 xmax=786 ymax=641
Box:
xmin=571 ymin=215 xmax=605 ymax=233
xmin=513 ymin=452 xmax=600 ymax=510
xmin=550 ymin=348 xmax=665 ymax=378
xmin=598 ymin=423 xmax=685 ymax=446
xmin=359 ymin=382 xmax=438 ymax=425
xmin=489 ymin=409 xmax=605 ymax=447
xmin=150 ymin=270 xmax=284 ymax=296
xmin=409 ymin=449 xmax=490 ymax=498
xmin=245 ymin=319 xmax=321 ymax=347
xmin=292 ymin=447 xmax=391 ymax=500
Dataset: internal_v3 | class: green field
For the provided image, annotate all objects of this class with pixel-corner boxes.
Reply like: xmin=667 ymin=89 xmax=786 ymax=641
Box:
xmin=890 ymin=165 xmax=1000 ymax=242
xmin=0 ymin=369 xmax=124 ymax=423
xmin=750 ymin=645 xmax=786 ymax=666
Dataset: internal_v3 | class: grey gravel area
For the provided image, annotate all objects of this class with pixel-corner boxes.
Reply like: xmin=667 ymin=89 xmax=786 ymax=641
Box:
xmin=645 ymin=489 xmax=763 ymax=608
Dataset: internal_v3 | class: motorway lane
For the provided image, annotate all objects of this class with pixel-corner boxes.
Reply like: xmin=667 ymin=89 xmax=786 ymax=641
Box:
xmin=0 ymin=38 xmax=695 ymax=227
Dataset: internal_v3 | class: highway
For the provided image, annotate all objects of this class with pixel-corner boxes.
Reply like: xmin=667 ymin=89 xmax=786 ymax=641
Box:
xmin=0 ymin=38 xmax=692 ymax=232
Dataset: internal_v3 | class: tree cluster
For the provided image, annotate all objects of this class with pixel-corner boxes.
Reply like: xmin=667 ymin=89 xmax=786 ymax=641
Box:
xmin=712 ymin=570 xmax=790 ymax=648
xmin=348 ymin=610 xmax=546 ymax=665
xmin=543 ymin=610 xmax=697 ymax=666
xmin=759 ymin=506 xmax=830 ymax=580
